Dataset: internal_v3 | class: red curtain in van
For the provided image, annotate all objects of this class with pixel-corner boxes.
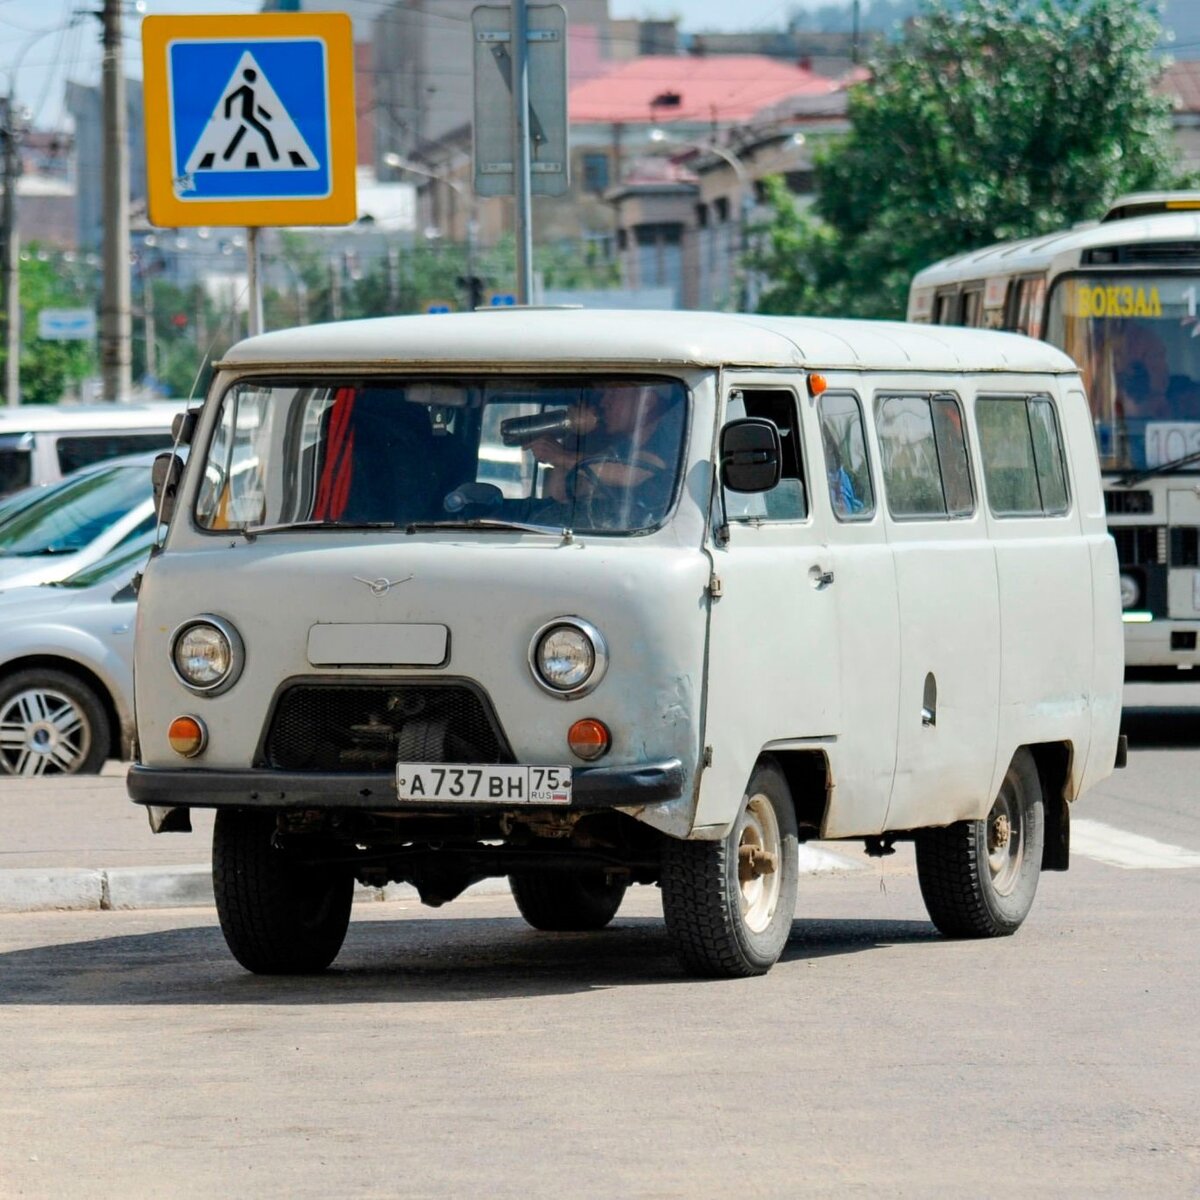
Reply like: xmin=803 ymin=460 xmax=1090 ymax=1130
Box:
xmin=312 ymin=388 xmax=358 ymax=520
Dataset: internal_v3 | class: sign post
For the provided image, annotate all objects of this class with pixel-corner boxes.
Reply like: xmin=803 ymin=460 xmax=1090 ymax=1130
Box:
xmin=142 ymin=13 xmax=357 ymax=335
xmin=472 ymin=4 xmax=568 ymax=304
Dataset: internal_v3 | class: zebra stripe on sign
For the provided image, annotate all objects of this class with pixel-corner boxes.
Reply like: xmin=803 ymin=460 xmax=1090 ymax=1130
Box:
xmin=1070 ymin=820 xmax=1200 ymax=870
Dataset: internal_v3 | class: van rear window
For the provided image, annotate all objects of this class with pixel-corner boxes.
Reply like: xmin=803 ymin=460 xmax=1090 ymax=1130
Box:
xmin=976 ymin=396 xmax=1070 ymax=516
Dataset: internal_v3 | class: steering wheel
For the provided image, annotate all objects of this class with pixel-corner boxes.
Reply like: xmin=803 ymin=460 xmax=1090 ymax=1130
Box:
xmin=564 ymin=453 xmax=655 ymax=529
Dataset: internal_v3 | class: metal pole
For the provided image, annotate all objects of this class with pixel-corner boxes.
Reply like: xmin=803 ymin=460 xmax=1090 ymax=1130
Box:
xmin=246 ymin=227 xmax=263 ymax=336
xmin=511 ymin=0 xmax=533 ymax=304
xmin=1 ymin=91 xmax=20 ymax=406
xmin=143 ymin=263 xmax=157 ymax=386
xmin=100 ymin=0 xmax=131 ymax=401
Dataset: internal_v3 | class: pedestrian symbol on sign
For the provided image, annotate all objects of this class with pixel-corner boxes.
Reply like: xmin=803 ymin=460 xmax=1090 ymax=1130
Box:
xmin=181 ymin=51 xmax=318 ymax=185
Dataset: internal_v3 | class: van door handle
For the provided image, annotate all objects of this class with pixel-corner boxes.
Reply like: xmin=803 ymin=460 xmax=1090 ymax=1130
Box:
xmin=809 ymin=566 xmax=835 ymax=589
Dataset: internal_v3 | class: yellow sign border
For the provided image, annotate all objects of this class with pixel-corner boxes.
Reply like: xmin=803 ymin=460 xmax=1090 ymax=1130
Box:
xmin=143 ymin=13 xmax=357 ymax=227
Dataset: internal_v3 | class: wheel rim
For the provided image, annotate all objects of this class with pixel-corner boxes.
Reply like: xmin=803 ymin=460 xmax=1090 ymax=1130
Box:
xmin=0 ymin=688 xmax=92 ymax=776
xmin=985 ymin=780 xmax=1024 ymax=896
xmin=737 ymin=792 xmax=783 ymax=934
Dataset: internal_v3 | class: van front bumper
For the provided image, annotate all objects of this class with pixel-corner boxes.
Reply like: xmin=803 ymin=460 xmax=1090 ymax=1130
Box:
xmin=127 ymin=760 xmax=685 ymax=811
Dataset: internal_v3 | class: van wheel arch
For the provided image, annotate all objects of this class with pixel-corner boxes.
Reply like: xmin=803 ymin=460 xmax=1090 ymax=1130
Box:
xmin=0 ymin=655 xmax=124 ymax=762
xmin=767 ymin=748 xmax=831 ymax=840
xmin=1027 ymin=741 xmax=1074 ymax=872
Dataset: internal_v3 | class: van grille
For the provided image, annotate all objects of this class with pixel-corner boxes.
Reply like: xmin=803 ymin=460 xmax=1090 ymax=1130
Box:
xmin=261 ymin=681 xmax=514 ymax=772
xmin=1111 ymin=526 xmax=1164 ymax=566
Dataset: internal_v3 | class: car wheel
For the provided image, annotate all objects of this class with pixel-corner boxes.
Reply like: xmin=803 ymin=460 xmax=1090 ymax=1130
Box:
xmin=0 ymin=668 xmax=111 ymax=777
xmin=213 ymin=809 xmax=354 ymax=974
xmin=661 ymin=757 xmax=799 ymax=978
xmin=509 ymin=869 xmax=628 ymax=931
xmin=915 ymin=748 xmax=1045 ymax=938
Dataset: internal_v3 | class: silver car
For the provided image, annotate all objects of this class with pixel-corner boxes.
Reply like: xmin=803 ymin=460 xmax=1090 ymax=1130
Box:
xmin=0 ymin=529 xmax=155 ymax=776
xmin=0 ymin=456 xmax=156 ymax=590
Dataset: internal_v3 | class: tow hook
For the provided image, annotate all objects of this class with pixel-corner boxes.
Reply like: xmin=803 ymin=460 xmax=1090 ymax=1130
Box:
xmin=738 ymin=845 xmax=777 ymax=881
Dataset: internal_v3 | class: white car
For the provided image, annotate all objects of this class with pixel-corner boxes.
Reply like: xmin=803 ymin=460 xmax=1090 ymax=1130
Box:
xmin=0 ymin=529 xmax=154 ymax=776
xmin=0 ymin=455 xmax=157 ymax=590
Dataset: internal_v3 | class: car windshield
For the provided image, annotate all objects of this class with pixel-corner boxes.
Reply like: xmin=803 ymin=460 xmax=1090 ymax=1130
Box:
xmin=55 ymin=526 xmax=157 ymax=588
xmin=0 ymin=464 xmax=150 ymax=557
xmin=1047 ymin=274 xmax=1200 ymax=471
xmin=196 ymin=376 xmax=689 ymax=536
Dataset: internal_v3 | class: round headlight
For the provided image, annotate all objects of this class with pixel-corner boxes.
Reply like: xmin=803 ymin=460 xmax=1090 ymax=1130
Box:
xmin=529 ymin=618 xmax=608 ymax=698
xmin=1119 ymin=572 xmax=1140 ymax=610
xmin=171 ymin=616 xmax=243 ymax=694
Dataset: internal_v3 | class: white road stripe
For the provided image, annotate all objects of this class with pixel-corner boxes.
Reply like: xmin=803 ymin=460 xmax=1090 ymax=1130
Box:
xmin=1071 ymin=819 xmax=1200 ymax=870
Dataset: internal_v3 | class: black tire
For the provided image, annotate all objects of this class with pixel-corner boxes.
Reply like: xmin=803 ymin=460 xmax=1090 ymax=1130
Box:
xmin=212 ymin=809 xmax=353 ymax=974
xmin=509 ymin=870 xmax=628 ymax=931
xmin=916 ymin=748 xmax=1045 ymax=938
xmin=661 ymin=757 xmax=799 ymax=978
xmin=0 ymin=668 xmax=110 ymax=777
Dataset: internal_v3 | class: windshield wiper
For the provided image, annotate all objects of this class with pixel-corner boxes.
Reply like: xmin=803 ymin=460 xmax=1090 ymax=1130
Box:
xmin=14 ymin=546 xmax=79 ymax=556
xmin=1115 ymin=447 xmax=1200 ymax=488
xmin=242 ymin=519 xmax=397 ymax=540
xmin=405 ymin=519 xmax=570 ymax=538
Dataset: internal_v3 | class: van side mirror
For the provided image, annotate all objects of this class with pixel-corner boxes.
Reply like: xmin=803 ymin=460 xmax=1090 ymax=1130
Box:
xmin=720 ymin=418 xmax=782 ymax=493
xmin=152 ymin=452 xmax=184 ymax=524
xmin=171 ymin=410 xmax=198 ymax=445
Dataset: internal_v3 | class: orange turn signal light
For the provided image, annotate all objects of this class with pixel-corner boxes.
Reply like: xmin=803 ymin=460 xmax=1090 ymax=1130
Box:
xmin=807 ymin=373 xmax=828 ymax=397
xmin=168 ymin=715 xmax=207 ymax=758
xmin=568 ymin=718 xmax=611 ymax=762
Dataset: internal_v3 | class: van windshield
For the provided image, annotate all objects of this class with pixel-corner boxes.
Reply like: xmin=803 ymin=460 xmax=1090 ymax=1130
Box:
xmin=196 ymin=377 xmax=688 ymax=536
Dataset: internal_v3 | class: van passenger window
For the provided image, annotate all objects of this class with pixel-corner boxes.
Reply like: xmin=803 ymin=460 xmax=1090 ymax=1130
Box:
xmin=976 ymin=396 xmax=1070 ymax=516
xmin=877 ymin=394 xmax=975 ymax=519
xmin=817 ymin=393 xmax=874 ymax=520
xmin=725 ymin=389 xmax=807 ymax=521
xmin=56 ymin=432 xmax=175 ymax=475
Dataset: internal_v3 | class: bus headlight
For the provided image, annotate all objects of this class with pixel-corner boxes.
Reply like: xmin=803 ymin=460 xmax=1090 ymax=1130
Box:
xmin=1119 ymin=573 xmax=1140 ymax=610
xmin=529 ymin=617 xmax=608 ymax=698
xmin=171 ymin=616 xmax=244 ymax=695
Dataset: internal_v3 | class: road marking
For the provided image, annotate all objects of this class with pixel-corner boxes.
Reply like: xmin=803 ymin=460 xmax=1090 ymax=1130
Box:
xmin=1071 ymin=819 xmax=1200 ymax=870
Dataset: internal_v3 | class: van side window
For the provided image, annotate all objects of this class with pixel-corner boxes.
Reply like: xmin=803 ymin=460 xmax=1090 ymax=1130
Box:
xmin=56 ymin=432 xmax=175 ymax=476
xmin=976 ymin=396 xmax=1070 ymax=516
xmin=877 ymin=394 xmax=975 ymax=519
xmin=724 ymin=389 xmax=808 ymax=521
xmin=817 ymin=393 xmax=874 ymax=520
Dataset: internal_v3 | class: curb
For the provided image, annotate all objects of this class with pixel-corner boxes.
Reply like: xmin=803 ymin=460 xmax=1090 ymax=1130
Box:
xmin=0 ymin=845 xmax=862 ymax=915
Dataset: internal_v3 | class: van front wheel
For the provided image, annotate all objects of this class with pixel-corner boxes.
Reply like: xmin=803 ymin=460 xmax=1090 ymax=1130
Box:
xmin=915 ymin=748 xmax=1045 ymax=938
xmin=661 ymin=758 xmax=799 ymax=978
xmin=213 ymin=810 xmax=353 ymax=974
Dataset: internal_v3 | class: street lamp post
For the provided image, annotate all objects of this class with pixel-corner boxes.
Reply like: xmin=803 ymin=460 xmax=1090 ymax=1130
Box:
xmin=383 ymin=152 xmax=480 ymax=310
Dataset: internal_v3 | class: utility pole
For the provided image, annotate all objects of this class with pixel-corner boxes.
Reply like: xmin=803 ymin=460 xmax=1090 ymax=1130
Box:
xmin=100 ymin=0 xmax=132 ymax=401
xmin=142 ymin=263 xmax=157 ymax=387
xmin=1 ymin=92 xmax=21 ymax=406
xmin=511 ymin=0 xmax=533 ymax=304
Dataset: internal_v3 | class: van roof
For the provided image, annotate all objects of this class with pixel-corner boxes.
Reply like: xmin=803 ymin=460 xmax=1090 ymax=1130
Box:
xmin=0 ymin=402 xmax=184 ymax=433
xmin=217 ymin=310 xmax=1078 ymax=375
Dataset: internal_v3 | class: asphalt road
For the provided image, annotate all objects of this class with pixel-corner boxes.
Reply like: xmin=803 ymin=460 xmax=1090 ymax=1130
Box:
xmin=0 ymin=694 xmax=1197 ymax=1197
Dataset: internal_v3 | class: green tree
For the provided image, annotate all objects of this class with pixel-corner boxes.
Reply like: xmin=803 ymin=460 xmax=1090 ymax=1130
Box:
xmin=753 ymin=0 xmax=1186 ymax=319
xmin=1 ymin=247 xmax=96 ymax=404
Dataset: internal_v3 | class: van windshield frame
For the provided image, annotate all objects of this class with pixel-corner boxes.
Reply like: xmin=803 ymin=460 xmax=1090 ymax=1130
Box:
xmin=193 ymin=374 xmax=691 ymax=539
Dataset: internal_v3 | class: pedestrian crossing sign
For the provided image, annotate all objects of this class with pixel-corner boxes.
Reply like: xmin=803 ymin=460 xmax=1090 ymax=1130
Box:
xmin=143 ymin=13 xmax=356 ymax=227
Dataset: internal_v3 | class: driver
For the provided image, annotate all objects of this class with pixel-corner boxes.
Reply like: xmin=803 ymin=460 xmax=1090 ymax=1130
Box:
xmin=528 ymin=384 xmax=679 ymax=509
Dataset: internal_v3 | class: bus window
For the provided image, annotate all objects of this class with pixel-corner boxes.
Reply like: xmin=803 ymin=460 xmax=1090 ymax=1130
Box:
xmin=961 ymin=288 xmax=985 ymax=328
xmin=1008 ymin=277 xmax=1047 ymax=337
xmin=934 ymin=291 xmax=959 ymax=325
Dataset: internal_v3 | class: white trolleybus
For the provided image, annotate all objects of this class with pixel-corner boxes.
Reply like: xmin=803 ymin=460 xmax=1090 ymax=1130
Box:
xmin=908 ymin=192 xmax=1200 ymax=679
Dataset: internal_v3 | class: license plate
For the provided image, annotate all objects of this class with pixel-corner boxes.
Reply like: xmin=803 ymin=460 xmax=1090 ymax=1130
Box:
xmin=394 ymin=763 xmax=573 ymax=804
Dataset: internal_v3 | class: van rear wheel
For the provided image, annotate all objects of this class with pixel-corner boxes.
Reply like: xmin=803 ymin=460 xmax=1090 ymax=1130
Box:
xmin=509 ymin=870 xmax=627 ymax=931
xmin=213 ymin=810 xmax=353 ymax=974
xmin=661 ymin=758 xmax=798 ymax=978
xmin=915 ymin=748 xmax=1045 ymax=938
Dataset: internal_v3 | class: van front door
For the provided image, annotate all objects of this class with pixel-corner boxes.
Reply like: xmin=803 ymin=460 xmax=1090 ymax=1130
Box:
xmin=694 ymin=384 xmax=841 ymax=833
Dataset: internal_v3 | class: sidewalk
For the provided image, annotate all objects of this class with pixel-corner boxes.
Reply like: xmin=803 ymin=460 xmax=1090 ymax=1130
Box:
xmin=0 ymin=764 xmax=865 ymax=913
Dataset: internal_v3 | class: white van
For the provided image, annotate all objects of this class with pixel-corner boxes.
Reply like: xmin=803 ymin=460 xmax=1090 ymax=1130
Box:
xmin=128 ymin=311 xmax=1124 ymax=978
xmin=0 ymin=403 xmax=183 ymax=498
